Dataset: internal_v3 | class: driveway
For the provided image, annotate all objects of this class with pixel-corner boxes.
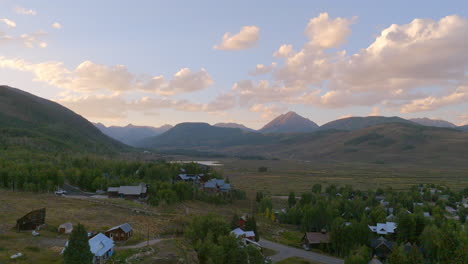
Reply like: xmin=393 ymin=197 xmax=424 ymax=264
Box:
xmin=259 ymin=239 xmax=344 ymax=264
xmin=116 ymin=238 xmax=170 ymax=250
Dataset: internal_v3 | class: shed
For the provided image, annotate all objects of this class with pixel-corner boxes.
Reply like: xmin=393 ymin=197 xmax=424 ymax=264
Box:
xmin=105 ymin=223 xmax=133 ymax=242
xmin=58 ymin=223 xmax=73 ymax=234
xmin=302 ymin=231 xmax=330 ymax=250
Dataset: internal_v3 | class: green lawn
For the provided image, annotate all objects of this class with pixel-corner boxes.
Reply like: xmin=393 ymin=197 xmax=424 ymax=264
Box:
xmin=276 ymin=257 xmax=323 ymax=264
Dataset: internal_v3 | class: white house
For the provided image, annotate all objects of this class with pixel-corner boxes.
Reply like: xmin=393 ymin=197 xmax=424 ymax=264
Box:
xmin=368 ymin=222 xmax=397 ymax=235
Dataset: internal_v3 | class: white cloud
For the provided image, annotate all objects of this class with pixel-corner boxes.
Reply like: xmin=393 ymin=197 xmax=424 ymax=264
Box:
xmin=52 ymin=22 xmax=62 ymax=29
xmin=0 ymin=18 xmax=17 ymax=28
xmin=14 ymin=7 xmax=37 ymax=16
xmin=250 ymin=104 xmax=287 ymax=119
xmin=305 ymin=13 xmax=356 ymax=49
xmin=214 ymin=25 xmax=260 ymax=51
xmin=138 ymin=68 xmax=213 ymax=96
xmin=401 ymin=85 xmax=468 ymax=113
xmin=273 ymin=44 xmax=294 ymax=57
xmin=249 ymin=62 xmax=277 ymax=76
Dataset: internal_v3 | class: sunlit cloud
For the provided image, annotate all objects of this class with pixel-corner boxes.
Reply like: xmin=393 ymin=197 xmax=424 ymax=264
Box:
xmin=14 ymin=6 xmax=37 ymax=16
xmin=214 ymin=25 xmax=260 ymax=51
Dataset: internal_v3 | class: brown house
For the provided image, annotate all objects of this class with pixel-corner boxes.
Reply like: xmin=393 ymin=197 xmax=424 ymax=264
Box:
xmin=107 ymin=183 xmax=148 ymax=200
xmin=302 ymin=231 xmax=330 ymax=250
xmin=105 ymin=223 xmax=133 ymax=242
xmin=16 ymin=208 xmax=46 ymax=231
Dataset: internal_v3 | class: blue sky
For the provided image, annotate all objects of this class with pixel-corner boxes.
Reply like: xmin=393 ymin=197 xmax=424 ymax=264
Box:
xmin=1 ymin=0 xmax=467 ymax=128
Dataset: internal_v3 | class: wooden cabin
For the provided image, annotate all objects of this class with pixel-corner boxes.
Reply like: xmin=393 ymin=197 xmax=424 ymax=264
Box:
xmin=105 ymin=223 xmax=133 ymax=242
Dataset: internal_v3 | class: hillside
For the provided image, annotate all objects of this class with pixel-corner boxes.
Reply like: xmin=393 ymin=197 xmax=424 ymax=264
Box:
xmin=0 ymin=86 xmax=127 ymax=155
xmin=409 ymin=118 xmax=456 ymax=128
xmin=259 ymin=111 xmax=319 ymax=133
xmin=457 ymin=125 xmax=468 ymax=131
xmin=144 ymin=121 xmax=468 ymax=166
xmin=139 ymin=122 xmax=274 ymax=150
xmin=318 ymin=116 xmax=415 ymax=131
xmin=214 ymin=122 xmax=255 ymax=132
xmin=95 ymin=123 xmax=172 ymax=146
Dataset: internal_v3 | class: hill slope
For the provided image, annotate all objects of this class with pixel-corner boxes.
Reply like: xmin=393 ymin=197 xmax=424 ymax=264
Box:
xmin=409 ymin=118 xmax=456 ymax=128
xmin=214 ymin=122 xmax=255 ymax=132
xmin=319 ymin=116 xmax=415 ymax=131
xmin=259 ymin=111 xmax=319 ymax=133
xmin=95 ymin=123 xmax=172 ymax=146
xmin=0 ymin=86 xmax=127 ymax=154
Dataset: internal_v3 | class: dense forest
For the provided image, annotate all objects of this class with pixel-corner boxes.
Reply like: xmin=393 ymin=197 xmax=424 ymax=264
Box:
xmin=257 ymin=184 xmax=468 ymax=263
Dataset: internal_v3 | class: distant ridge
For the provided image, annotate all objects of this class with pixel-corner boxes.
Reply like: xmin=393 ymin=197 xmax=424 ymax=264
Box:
xmin=214 ymin=122 xmax=255 ymax=132
xmin=259 ymin=111 xmax=319 ymax=133
xmin=95 ymin=123 xmax=172 ymax=146
xmin=409 ymin=118 xmax=457 ymax=128
xmin=319 ymin=116 xmax=415 ymax=131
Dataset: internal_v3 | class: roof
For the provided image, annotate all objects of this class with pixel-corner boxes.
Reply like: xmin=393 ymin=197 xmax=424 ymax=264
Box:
xmin=89 ymin=233 xmax=114 ymax=257
xmin=231 ymin=228 xmax=256 ymax=238
xmin=178 ymin=174 xmax=201 ymax=181
xmin=371 ymin=236 xmax=394 ymax=249
xmin=107 ymin=183 xmax=147 ymax=196
xmin=204 ymin=179 xmax=231 ymax=190
xmin=303 ymin=232 xmax=330 ymax=244
xmin=107 ymin=223 xmax=132 ymax=233
xmin=368 ymin=257 xmax=383 ymax=264
xmin=369 ymin=222 xmax=396 ymax=235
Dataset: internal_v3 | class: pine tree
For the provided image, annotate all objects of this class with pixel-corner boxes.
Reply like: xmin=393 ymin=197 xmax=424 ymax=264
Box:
xmin=63 ymin=224 xmax=93 ymax=264
xmin=288 ymin=192 xmax=296 ymax=208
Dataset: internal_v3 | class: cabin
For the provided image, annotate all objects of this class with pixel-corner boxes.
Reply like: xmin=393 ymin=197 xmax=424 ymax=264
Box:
xmin=58 ymin=222 xmax=73 ymax=234
xmin=105 ymin=223 xmax=133 ymax=242
xmin=203 ymin=179 xmax=231 ymax=193
xmin=302 ymin=231 xmax=330 ymax=250
xmin=62 ymin=233 xmax=114 ymax=264
xmin=368 ymin=222 xmax=396 ymax=235
xmin=107 ymin=183 xmax=148 ymax=200
xmin=231 ymin=228 xmax=256 ymax=241
xmin=178 ymin=174 xmax=202 ymax=183
xmin=16 ymin=208 xmax=46 ymax=231
xmin=370 ymin=236 xmax=394 ymax=259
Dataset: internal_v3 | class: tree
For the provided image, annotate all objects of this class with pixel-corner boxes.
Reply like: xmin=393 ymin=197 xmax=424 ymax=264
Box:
xmin=245 ymin=216 xmax=259 ymax=241
xmin=407 ymin=245 xmax=424 ymax=264
xmin=63 ymin=224 xmax=93 ymax=264
xmin=312 ymin=183 xmax=322 ymax=193
xmin=387 ymin=244 xmax=408 ymax=264
xmin=288 ymin=192 xmax=296 ymax=208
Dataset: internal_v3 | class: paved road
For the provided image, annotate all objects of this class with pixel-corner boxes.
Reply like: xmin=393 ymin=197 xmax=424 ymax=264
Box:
xmin=259 ymin=239 xmax=344 ymax=264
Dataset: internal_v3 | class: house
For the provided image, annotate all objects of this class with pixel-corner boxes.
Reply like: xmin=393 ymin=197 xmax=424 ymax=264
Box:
xmin=105 ymin=223 xmax=133 ymax=242
xmin=231 ymin=228 xmax=256 ymax=240
xmin=89 ymin=233 xmax=114 ymax=264
xmin=107 ymin=183 xmax=148 ymax=200
xmin=16 ymin=208 xmax=46 ymax=231
xmin=386 ymin=214 xmax=395 ymax=221
xmin=423 ymin=212 xmax=431 ymax=218
xmin=62 ymin=233 xmax=114 ymax=264
xmin=203 ymin=179 xmax=231 ymax=193
xmin=58 ymin=223 xmax=73 ymax=234
xmin=370 ymin=236 xmax=394 ymax=259
xmin=178 ymin=174 xmax=202 ymax=182
xmin=302 ymin=231 xmax=330 ymax=250
xmin=368 ymin=222 xmax=397 ymax=235
xmin=368 ymin=256 xmax=383 ymax=264
xmin=445 ymin=206 xmax=457 ymax=215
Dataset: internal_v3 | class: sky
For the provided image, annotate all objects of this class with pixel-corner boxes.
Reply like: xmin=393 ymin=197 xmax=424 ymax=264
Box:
xmin=0 ymin=0 xmax=467 ymax=129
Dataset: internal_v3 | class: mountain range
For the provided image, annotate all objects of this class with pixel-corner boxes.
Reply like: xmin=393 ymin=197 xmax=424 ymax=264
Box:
xmin=259 ymin=111 xmax=319 ymax=133
xmin=95 ymin=123 xmax=172 ymax=146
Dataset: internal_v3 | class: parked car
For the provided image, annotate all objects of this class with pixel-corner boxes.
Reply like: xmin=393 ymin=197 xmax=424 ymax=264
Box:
xmin=55 ymin=190 xmax=67 ymax=195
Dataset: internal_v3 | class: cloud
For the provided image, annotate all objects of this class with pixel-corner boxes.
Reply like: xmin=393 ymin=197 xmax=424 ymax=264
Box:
xmin=401 ymin=85 xmax=468 ymax=113
xmin=0 ymin=18 xmax=16 ymax=28
xmin=14 ymin=7 xmax=37 ymax=16
xmin=214 ymin=25 xmax=260 ymax=51
xmin=57 ymin=94 xmax=127 ymax=119
xmin=249 ymin=63 xmax=277 ymax=76
xmin=137 ymin=68 xmax=213 ymax=96
xmin=0 ymin=57 xmax=213 ymax=95
xmin=241 ymin=14 xmax=468 ymax=114
xmin=368 ymin=106 xmax=381 ymax=116
xmin=250 ymin=104 xmax=287 ymax=119
xmin=273 ymin=44 xmax=294 ymax=57
xmin=0 ymin=30 xmax=48 ymax=48
xmin=305 ymin=13 xmax=356 ymax=49
xmin=52 ymin=22 xmax=62 ymax=29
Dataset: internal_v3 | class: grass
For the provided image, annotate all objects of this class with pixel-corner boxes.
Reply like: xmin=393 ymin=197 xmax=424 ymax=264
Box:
xmin=218 ymin=158 xmax=468 ymax=196
xmin=276 ymin=257 xmax=323 ymax=264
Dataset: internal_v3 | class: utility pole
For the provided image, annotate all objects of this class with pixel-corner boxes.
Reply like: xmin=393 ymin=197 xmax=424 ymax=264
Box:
xmin=147 ymin=224 xmax=149 ymax=247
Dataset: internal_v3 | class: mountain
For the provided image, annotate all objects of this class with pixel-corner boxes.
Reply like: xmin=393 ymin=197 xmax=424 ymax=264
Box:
xmin=319 ymin=116 xmax=415 ymax=131
xmin=143 ymin=121 xmax=468 ymax=166
xmin=214 ymin=122 xmax=255 ymax=132
xmin=457 ymin=125 xmax=468 ymax=132
xmin=140 ymin=122 xmax=271 ymax=149
xmin=95 ymin=123 xmax=172 ymax=146
xmin=409 ymin=118 xmax=457 ymax=128
xmin=259 ymin=111 xmax=319 ymax=133
xmin=0 ymin=86 xmax=127 ymax=155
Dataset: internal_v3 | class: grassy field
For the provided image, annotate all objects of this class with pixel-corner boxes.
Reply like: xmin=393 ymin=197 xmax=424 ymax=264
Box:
xmin=0 ymin=190 xmax=251 ymax=263
xmin=218 ymin=159 xmax=468 ymax=196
